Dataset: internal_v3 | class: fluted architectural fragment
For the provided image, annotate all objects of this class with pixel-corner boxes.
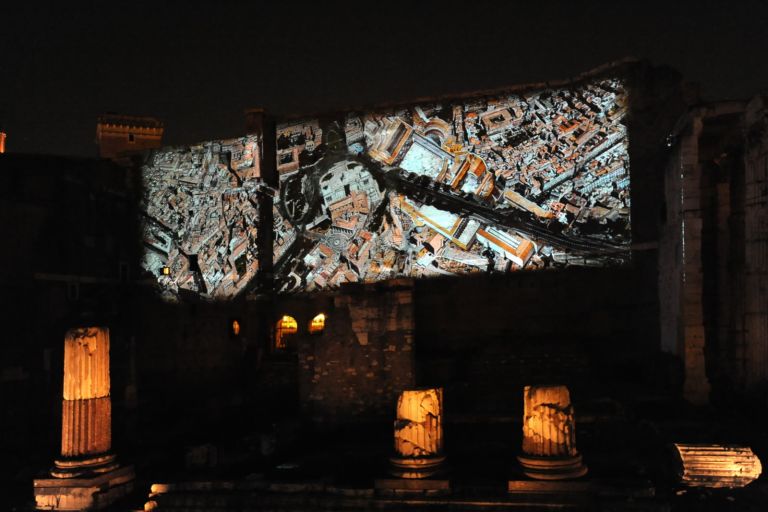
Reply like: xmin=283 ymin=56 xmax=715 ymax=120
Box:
xmin=394 ymin=388 xmax=443 ymax=457
xmin=521 ymin=385 xmax=577 ymax=458
xmin=673 ymin=444 xmax=762 ymax=488
xmin=62 ymin=327 xmax=111 ymax=400
xmin=517 ymin=385 xmax=587 ymax=480
xmin=53 ymin=327 xmax=117 ymax=477
xmin=389 ymin=387 xmax=446 ymax=478
xmin=60 ymin=397 xmax=112 ymax=457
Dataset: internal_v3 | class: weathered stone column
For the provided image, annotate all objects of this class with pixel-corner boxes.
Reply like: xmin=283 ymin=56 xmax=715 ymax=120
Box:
xmin=52 ymin=327 xmax=117 ymax=477
xmin=389 ymin=387 xmax=446 ymax=478
xmin=517 ymin=385 xmax=587 ymax=480
xmin=34 ymin=327 xmax=134 ymax=510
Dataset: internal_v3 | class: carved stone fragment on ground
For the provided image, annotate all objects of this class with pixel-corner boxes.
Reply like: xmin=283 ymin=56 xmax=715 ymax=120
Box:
xmin=673 ymin=444 xmax=762 ymax=488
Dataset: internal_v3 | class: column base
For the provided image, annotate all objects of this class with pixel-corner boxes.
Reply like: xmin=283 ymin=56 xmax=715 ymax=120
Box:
xmin=51 ymin=453 xmax=119 ymax=478
xmin=33 ymin=464 xmax=134 ymax=510
xmin=388 ymin=455 xmax=447 ymax=479
xmin=517 ymin=453 xmax=588 ymax=480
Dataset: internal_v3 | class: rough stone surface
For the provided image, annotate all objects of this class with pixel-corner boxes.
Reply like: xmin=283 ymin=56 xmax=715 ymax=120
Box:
xmin=658 ymin=101 xmax=749 ymax=404
xmin=34 ymin=465 xmax=135 ymax=511
xmin=393 ymin=388 xmax=443 ymax=458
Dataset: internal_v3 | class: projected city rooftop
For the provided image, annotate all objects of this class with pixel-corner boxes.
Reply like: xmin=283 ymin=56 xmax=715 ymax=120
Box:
xmin=140 ymin=77 xmax=629 ymax=299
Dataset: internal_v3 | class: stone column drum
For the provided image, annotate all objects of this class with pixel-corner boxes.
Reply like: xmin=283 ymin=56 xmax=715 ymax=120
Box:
xmin=389 ymin=387 xmax=446 ymax=478
xmin=673 ymin=444 xmax=762 ymax=488
xmin=34 ymin=327 xmax=134 ymax=510
xmin=517 ymin=385 xmax=587 ymax=480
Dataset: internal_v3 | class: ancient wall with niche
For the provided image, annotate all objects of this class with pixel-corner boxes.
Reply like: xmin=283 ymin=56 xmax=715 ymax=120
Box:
xmin=11 ymin=61 xmax=765 ymax=509
xmin=293 ymin=279 xmax=416 ymax=426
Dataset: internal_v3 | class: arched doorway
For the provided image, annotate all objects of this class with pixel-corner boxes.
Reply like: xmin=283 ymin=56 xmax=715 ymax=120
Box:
xmin=274 ymin=315 xmax=298 ymax=350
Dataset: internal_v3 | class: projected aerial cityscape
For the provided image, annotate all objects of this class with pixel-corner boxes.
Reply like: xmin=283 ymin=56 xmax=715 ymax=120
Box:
xmin=140 ymin=78 xmax=629 ymax=298
xmin=275 ymin=78 xmax=629 ymax=292
xmin=141 ymin=136 xmax=262 ymax=300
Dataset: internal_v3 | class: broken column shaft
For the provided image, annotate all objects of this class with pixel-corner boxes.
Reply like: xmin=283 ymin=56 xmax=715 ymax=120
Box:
xmin=52 ymin=327 xmax=118 ymax=477
xmin=517 ymin=385 xmax=587 ymax=480
xmin=389 ymin=387 xmax=446 ymax=478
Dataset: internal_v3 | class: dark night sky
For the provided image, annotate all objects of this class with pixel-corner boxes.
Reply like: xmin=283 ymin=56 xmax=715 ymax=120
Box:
xmin=2 ymin=1 xmax=768 ymax=157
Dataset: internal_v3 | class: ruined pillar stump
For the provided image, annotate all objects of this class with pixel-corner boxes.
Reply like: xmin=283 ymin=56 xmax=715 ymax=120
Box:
xmin=673 ymin=444 xmax=762 ymax=488
xmin=517 ymin=385 xmax=587 ymax=480
xmin=388 ymin=387 xmax=446 ymax=479
xmin=34 ymin=327 xmax=134 ymax=510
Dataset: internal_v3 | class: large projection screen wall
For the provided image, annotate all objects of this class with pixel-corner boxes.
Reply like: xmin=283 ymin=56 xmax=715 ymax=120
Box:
xmin=140 ymin=135 xmax=262 ymax=301
xmin=274 ymin=77 xmax=630 ymax=293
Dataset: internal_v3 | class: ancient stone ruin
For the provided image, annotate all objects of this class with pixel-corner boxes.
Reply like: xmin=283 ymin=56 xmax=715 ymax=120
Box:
xmin=673 ymin=444 xmax=762 ymax=488
xmin=33 ymin=327 xmax=134 ymax=510
xmin=389 ymin=387 xmax=446 ymax=479
xmin=517 ymin=384 xmax=587 ymax=480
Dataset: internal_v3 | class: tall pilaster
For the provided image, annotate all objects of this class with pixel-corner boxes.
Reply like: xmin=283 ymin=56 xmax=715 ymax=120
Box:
xmin=743 ymin=96 xmax=768 ymax=389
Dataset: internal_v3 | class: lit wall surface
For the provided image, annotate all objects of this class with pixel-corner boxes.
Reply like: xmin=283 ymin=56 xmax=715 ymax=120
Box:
xmin=140 ymin=136 xmax=262 ymax=300
xmin=140 ymin=78 xmax=629 ymax=299
xmin=274 ymin=78 xmax=630 ymax=292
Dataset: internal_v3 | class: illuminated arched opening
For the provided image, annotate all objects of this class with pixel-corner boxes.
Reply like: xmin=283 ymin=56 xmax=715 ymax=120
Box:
xmin=231 ymin=319 xmax=241 ymax=337
xmin=309 ymin=313 xmax=326 ymax=335
xmin=275 ymin=315 xmax=298 ymax=350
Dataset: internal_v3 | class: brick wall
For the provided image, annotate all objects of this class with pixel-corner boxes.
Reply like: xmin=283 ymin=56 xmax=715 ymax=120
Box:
xmin=295 ymin=280 xmax=415 ymax=426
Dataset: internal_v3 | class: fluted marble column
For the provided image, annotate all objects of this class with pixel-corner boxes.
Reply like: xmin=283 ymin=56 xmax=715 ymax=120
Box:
xmin=34 ymin=327 xmax=134 ymax=510
xmin=389 ymin=387 xmax=446 ymax=478
xmin=517 ymin=385 xmax=587 ymax=480
xmin=52 ymin=327 xmax=118 ymax=477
